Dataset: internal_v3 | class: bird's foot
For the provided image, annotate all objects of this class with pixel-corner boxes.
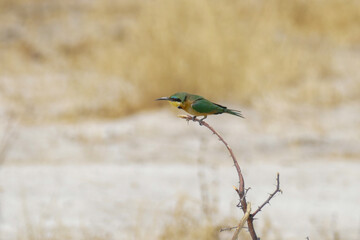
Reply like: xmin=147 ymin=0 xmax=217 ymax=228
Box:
xmin=198 ymin=116 xmax=207 ymax=126
xmin=190 ymin=116 xmax=204 ymax=126
xmin=182 ymin=115 xmax=193 ymax=124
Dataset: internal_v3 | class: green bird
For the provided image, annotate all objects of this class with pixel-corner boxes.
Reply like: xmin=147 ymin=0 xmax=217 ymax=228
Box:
xmin=156 ymin=92 xmax=243 ymax=122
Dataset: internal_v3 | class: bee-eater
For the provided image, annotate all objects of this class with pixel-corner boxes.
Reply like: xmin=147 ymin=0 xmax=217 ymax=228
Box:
xmin=156 ymin=92 xmax=243 ymax=122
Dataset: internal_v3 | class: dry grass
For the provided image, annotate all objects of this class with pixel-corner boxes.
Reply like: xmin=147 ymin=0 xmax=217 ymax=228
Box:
xmin=16 ymin=195 xmax=280 ymax=240
xmin=15 ymin=194 xmax=347 ymax=240
xmin=0 ymin=0 xmax=359 ymax=122
xmin=157 ymin=196 xmax=223 ymax=240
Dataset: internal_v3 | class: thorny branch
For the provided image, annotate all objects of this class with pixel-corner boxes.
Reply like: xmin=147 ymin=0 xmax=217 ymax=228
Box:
xmin=179 ymin=115 xmax=282 ymax=240
xmin=252 ymin=173 xmax=282 ymax=217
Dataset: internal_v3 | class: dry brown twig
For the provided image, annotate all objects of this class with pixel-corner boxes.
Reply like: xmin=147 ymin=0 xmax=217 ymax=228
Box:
xmin=232 ymin=202 xmax=251 ymax=240
xmin=178 ymin=115 xmax=282 ymax=240
xmin=0 ymin=117 xmax=17 ymax=167
xmin=252 ymin=172 xmax=282 ymax=218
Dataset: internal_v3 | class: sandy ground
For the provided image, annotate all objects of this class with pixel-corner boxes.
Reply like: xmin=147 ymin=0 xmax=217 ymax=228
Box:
xmin=0 ymin=105 xmax=360 ymax=239
xmin=3 ymin=103 xmax=360 ymax=165
xmin=0 ymin=162 xmax=360 ymax=239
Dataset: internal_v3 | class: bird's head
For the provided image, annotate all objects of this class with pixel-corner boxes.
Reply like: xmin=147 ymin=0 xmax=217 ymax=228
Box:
xmin=156 ymin=92 xmax=187 ymax=108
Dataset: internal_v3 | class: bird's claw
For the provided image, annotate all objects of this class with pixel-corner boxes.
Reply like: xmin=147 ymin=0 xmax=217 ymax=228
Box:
xmin=198 ymin=116 xmax=207 ymax=126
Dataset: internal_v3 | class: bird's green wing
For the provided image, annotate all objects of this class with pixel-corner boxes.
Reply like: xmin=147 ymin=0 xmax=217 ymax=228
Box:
xmin=191 ymin=99 xmax=225 ymax=114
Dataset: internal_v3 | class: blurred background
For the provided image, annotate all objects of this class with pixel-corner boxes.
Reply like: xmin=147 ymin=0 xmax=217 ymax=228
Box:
xmin=0 ymin=0 xmax=359 ymax=239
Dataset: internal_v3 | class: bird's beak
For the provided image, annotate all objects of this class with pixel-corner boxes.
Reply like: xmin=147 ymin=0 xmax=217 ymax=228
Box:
xmin=156 ymin=97 xmax=171 ymax=101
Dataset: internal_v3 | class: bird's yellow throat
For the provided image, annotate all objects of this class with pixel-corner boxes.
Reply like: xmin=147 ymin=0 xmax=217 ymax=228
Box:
xmin=168 ymin=101 xmax=181 ymax=108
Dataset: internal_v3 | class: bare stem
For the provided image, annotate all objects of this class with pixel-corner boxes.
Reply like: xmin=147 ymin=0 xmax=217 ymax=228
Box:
xmin=178 ymin=115 xmax=282 ymax=240
xmin=220 ymin=226 xmax=242 ymax=232
xmin=252 ymin=173 xmax=282 ymax=217
xmin=178 ymin=115 xmax=257 ymax=239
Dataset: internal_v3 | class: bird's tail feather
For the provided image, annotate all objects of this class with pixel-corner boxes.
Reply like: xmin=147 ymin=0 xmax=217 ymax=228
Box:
xmin=225 ymin=109 xmax=244 ymax=118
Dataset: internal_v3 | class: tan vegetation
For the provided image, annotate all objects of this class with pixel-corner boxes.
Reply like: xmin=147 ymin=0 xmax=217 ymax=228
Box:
xmin=0 ymin=0 xmax=359 ymax=122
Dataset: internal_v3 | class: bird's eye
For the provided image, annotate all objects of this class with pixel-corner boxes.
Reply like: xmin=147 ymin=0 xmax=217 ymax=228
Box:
xmin=177 ymin=106 xmax=182 ymax=109
xmin=171 ymin=97 xmax=181 ymax=102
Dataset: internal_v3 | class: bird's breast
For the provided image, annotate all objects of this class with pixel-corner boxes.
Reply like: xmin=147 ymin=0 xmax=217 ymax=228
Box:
xmin=168 ymin=100 xmax=206 ymax=116
xmin=183 ymin=102 xmax=206 ymax=116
